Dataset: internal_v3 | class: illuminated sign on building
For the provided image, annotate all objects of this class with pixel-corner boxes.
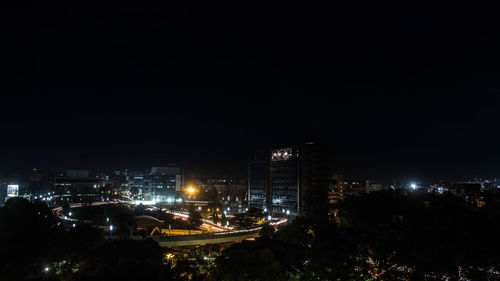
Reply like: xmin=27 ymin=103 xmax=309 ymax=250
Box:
xmin=7 ymin=185 xmax=19 ymax=197
xmin=271 ymin=148 xmax=297 ymax=161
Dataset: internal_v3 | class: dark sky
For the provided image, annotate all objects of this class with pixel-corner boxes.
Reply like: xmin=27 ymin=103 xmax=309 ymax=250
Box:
xmin=1 ymin=1 xmax=500 ymax=182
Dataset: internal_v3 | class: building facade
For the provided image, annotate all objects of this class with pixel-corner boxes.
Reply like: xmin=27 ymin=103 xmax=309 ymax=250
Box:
xmin=248 ymin=151 xmax=270 ymax=210
xmin=328 ymin=175 xmax=366 ymax=204
xmin=119 ymin=165 xmax=184 ymax=201
xmin=248 ymin=143 xmax=328 ymax=216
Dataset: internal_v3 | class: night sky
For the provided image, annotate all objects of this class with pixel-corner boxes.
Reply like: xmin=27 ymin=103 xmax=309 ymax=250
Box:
xmin=1 ymin=2 xmax=500 ymax=182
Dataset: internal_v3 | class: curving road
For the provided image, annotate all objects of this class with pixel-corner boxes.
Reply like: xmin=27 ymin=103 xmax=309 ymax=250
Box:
xmin=52 ymin=199 xmax=288 ymax=246
xmin=152 ymin=218 xmax=287 ymax=247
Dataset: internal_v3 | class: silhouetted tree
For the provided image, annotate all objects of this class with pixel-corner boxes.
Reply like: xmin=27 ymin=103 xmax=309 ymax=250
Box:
xmin=187 ymin=205 xmax=203 ymax=231
xmin=74 ymin=239 xmax=173 ymax=281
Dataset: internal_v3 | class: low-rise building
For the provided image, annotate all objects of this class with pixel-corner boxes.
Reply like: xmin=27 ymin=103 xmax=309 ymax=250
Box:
xmin=329 ymin=175 xmax=365 ymax=204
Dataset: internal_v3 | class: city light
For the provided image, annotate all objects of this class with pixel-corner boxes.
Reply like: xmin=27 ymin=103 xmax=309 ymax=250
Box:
xmin=44 ymin=267 xmax=49 ymax=273
xmin=68 ymin=211 xmax=72 ymax=216
xmin=110 ymin=225 xmax=114 ymax=231
xmin=410 ymin=183 xmax=417 ymax=190
xmin=187 ymin=186 xmax=196 ymax=194
xmin=267 ymin=215 xmax=272 ymax=220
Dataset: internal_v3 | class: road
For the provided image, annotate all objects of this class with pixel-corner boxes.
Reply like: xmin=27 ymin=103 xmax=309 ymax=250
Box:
xmin=153 ymin=218 xmax=287 ymax=247
xmin=52 ymin=200 xmax=288 ymax=246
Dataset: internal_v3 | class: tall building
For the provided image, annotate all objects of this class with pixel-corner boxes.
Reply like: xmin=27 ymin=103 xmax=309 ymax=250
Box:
xmin=248 ymin=143 xmax=328 ymax=216
xmin=248 ymin=151 xmax=269 ymax=210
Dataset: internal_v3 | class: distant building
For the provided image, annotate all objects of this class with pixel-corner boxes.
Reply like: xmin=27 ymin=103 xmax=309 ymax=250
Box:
xmin=151 ymin=166 xmax=184 ymax=192
xmin=365 ymin=181 xmax=389 ymax=193
xmin=127 ymin=169 xmax=150 ymax=199
xmin=194 ymin=176 xmax=248 ymax=212
xmin=329 ymin=175 xmax=365 ymax=204
xmin=430 ymin=181 xmax=483 ymax=196
xmin=124 ymin=165 xmax=184 ymax=200
xmin=53 ymin=170 xmax=99 ymax=191
xmin=66 ymin=170 xmax=89 ymax=178
xmin=248 ymin=143 xmax=328 ymax=216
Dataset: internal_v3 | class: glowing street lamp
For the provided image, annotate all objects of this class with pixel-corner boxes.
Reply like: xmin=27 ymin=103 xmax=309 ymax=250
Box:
xmin=186 ymin=186 xmax=197 ymax=199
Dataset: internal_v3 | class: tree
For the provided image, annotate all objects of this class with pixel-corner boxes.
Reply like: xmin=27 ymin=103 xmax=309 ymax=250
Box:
xmin=246 ymin=207 xmax=263 ymax=218
xmin=74 ymin=239 xmax=173 ymax=281
xmin=213 ymin=240 xmax=291 ymax=281
xmin=188 ymin=205 xmax=203 ymax=231
xmin=211 ymin=211 xmax=220 ymax=225
xmin=221 ymin=212 xmax=227 ymax=226
xmin=0 ymin=198 xmax=60 ymax=280
xmin=62 ymin=201 xmax=70 ymax=215
xmin=231 ymin=213 xmax=255 ymax=228
xmin=259 ymin=223 xmax=276 ymax=240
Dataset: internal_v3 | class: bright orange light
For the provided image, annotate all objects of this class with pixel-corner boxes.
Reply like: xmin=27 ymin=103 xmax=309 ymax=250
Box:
xmin=187 ymin=187 xmax=196 ymax=194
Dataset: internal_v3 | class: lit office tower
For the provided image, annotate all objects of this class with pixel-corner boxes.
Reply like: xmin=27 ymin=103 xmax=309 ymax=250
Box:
xmin=248 ymin=143 xmax=328 ymax=216
xmin=248 ymin=151 xmax=269 ymax=209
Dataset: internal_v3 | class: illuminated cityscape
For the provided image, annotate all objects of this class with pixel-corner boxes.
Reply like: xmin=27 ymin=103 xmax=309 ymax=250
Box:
xmin=1 ymin=1 xmax=500 ymax=281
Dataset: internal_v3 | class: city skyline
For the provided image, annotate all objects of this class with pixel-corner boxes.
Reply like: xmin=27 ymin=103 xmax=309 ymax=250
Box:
xmin=2 ymin=2 xmax=500 ymax=280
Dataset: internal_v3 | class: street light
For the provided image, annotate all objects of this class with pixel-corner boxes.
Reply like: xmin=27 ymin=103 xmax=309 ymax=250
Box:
xmin=187 ymin=186 xmax=196 ymax=194
xmin=186 ymin=186 xmax=197 ymax=199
